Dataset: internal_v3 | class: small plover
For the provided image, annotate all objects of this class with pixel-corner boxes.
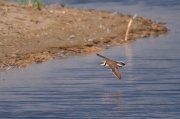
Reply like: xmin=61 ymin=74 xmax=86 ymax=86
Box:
xmin=97 ymin=53 xmax=125 ymax=79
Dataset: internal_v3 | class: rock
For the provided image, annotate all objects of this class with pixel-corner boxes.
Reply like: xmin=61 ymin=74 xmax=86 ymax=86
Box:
xmin=103 ymin=39 xmax=110 ymax=43
xmin=88 ymin=38 xmax=93 ymax=42
xmin=84 ymin=42 xmax=93 ymax=47
xmin=93 ymin=39 xmax=100 ymax=44
xmin=49 ymin=10 xmax=53 ymax=13
xmin=70 ymin=35 xmax=75 ymax=39
xmin=83 ymin=47 xmax=101 ymax=52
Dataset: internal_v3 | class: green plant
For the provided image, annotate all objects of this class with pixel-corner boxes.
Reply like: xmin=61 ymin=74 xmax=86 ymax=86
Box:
xmin=22 ymin=0 xmax=43 ymax=9
xmin=32 ymin=0 xmax=42 ymax=9
xmin=23 ymin=0 xmax=32 ymax=7
xmin=23 ymin=0 xmax=28 ymax=6
xmin=3 ymin=3 xmax=8 ymax=15
xmin=28 ymin=0 xmax=31 ymax=5
xmin=17 ymin=0 xmax=21 ymax=4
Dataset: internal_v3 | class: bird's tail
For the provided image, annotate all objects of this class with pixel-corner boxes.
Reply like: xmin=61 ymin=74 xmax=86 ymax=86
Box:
xmin=117 ymin=62 xmax=126 ymax=67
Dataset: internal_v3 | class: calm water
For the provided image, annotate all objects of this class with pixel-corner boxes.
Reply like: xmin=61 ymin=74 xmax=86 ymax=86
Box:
xmin=1 ymin=0 xmax=180 ymax=118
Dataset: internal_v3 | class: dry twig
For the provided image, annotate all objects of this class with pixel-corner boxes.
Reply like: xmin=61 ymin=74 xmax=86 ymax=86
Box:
xmin=124 ymin=14 xmax=137 ymax=41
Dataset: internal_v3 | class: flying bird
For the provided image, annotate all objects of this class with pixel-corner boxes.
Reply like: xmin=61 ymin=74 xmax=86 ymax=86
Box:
xmin=97 ymin=53 xmax=125 ymax=79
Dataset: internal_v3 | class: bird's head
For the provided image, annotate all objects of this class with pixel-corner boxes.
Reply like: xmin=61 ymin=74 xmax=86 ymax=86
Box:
xmin=99 ymin=60 xmax=109 ymax=67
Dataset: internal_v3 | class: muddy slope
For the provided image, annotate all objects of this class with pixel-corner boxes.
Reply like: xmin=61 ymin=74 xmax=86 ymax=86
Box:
xmin=0 ymin=2 xmax=168 ymax=70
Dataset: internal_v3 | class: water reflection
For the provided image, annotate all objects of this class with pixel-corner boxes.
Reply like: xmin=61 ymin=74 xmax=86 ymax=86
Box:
xmin=101 ymin=92 xmax=122 ymax=104
xmin=125 ymin=43 xmax=132 ymax=58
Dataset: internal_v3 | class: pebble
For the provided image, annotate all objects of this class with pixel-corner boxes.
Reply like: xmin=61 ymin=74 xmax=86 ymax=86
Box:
xmin=70 ymin=35 xmax=75 ymax=39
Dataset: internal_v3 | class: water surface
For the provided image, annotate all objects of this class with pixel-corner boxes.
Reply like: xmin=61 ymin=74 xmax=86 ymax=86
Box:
xmin=0 ymin=0 xmax=180 ymax=118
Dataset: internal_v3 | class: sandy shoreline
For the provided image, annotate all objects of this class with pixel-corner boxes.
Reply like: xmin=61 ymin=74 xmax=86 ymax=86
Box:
xmin=0 ymin=1 xmax=168 ymax=70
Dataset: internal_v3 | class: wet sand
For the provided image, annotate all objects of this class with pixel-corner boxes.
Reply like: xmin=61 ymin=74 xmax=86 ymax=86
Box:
xmin=0 ymin=1 xmax=168 ymax=70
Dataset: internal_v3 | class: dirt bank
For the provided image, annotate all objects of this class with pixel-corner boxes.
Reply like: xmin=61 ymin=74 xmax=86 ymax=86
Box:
xmin=0 ymin=1 xmax=168 ymax=70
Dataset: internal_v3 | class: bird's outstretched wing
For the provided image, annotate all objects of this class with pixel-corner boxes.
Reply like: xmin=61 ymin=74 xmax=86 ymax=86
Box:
xmin=96 ymin=53 xmax=111 ymax=61
xmin=109 ymin=64 xmax=121 ymax=80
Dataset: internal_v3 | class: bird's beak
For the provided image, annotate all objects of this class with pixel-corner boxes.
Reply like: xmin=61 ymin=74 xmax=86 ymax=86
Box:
xmin=99 ymin=61 xmax=103 ymax=65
